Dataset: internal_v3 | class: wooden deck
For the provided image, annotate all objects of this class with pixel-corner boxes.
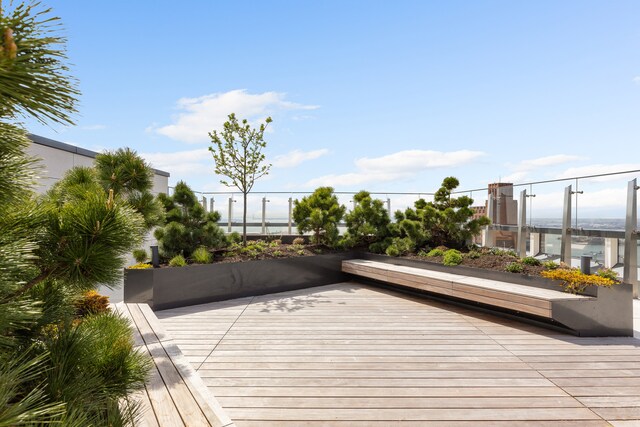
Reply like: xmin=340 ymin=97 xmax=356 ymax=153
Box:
xmin=155 ymin=282 xmax=640 ymax=426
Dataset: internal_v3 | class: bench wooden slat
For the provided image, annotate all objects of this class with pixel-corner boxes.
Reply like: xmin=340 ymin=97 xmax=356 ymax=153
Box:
xmin=116 ymin=303 xmax=186 ymax=426
xmin=115 ymin=302 xmax=234 ymax=426
xmin=138 ymin=304 xmax=234 ymax=427
xmin=128 ymin=303 xmax=213 ymax=426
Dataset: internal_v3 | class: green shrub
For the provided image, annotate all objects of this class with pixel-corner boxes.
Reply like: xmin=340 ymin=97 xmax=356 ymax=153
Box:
xmin=384 ymin=237 xmax=413 ymax=257
xmin=596 ymin=268 xmax=620 ymax=282
xmin=390 ymin=177 xmax=490 ymax=249
xmin=191 ymin=246 xmax=212 ymax=264
xmin=132 ymin=248 xmax=147 ymax=263
xmin=342 ymin=190 xmax=391 ymax=248
xmin=427 ymin=248 xmax=445 ymax=257
xmin=154 ymin=181 xmax=225 ymax=258
xmin=227 ymin=231 xmax=242 ymax=244
xmin=490 ymin=248 xmax=517 ymax=257
xmin=505 ymin=262 xmax=524 ymax=273
xmin=269 ymin=239 xmax=282 ymax=247
xmin=293 ymin=187 xmax=346 ymax=246
xmin=443 ymin=249 xmax=463 ymax=266
xmin=273 ymin=250 xmax=284 ymax=257
xmin=465 ymin=250 xmax=481 ymax=259
xmin=542 ymin=260 xmax=559 ymax=270
xmin=169 ymin=254 xmax=187 ymax=267
xmin=521 ymin=256 xmax=541 ymax=266
xmin=385 ymin=245 xmax=400 ymax=257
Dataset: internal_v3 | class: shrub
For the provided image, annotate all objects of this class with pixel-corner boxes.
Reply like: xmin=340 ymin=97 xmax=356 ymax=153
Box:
xmin=595 ymin=267 xmax=620 ymax=282
xmin=169 ymin=254 xmax=187 ymax=267
xmin=273 ymin=250 xmax=284 ymax=257
xmin=342 ymin=191 xmax=391 ymax=248
xmin=385 ymin=237 xmax=413 ymax=257
xmin=128 ymin=263 xmax=152 ymax=269
xmin=521 ymin=256 xmax=541 ymax=266
xmin=228 ymin=231 xmax=242 ymax=244
xmin=191 ymin=246 xmax=212 ymax=264
xmin=385 ymin=245 xmax=400 ymax=257
xmin=292 ymin=237 xmax=305 ymax=245
xmin=490 ymin=248 xmax=517 ymax=257
xmin=443 ymin=249 xmax=463 ymax=266
xmin=427 ymin=248 xmax=445 ymax=257
xmin=269 ymin=239 xmax=282 ymax=247
xmin=154 ymin=181 xmax=226 ymax=258
xmin=132 ymin=248 xmax=147 ymax=263
xmin=541 ymin=269 xmax=616 ymax=294
xmin=465 ymin=250 xmax=481 ymax=259
xmin=75 ymin=291 xmax=110 ymax=318
xmin=542 ymin=260 xmax=559 ymax=270
xmin=391 ymin=177 xmax=491 ymax=249
xmin=293 ymin=187 xmax=346 ymax=246
xmin=505 ymin=262 xmax=524 ymax=273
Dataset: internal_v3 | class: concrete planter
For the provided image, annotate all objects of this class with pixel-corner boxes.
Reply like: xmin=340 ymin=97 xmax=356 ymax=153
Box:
xmin=124 ymin=252 xmax=353 ymax=311
xmin=353 ymin=253 xmax=634 ymax=336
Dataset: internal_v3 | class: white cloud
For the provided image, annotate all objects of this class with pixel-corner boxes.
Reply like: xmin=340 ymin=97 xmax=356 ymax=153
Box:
xmin=501 ymin=154 xmax=584 ymax=183
xmin=303 ymin=149 xmax=485 ymax=188
xmin=633 ymin=76 xmax=640 ymax=84
xmin=141 ymin=148 xmax=212 ymax=175
xmin=151 ymin=89 xmax=319 ymax=144
xmin=272 ymin=149 xmax=329 ymax=168
xmin=519 ymin=154 xmax=583 ymax=169
xmin=555 ymin=163 xmax=640 ymax=182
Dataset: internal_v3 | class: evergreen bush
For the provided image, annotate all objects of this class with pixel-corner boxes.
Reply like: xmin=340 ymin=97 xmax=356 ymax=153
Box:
xmin=443 ymin=249 xmax=463 ymax=266
xmin=342 ymin=191 xmax=391 ymax=250
xmin=154 ymin=181 xmax=226 ymax=258
xmin=293 ymin=187 xmax=346 ymax=246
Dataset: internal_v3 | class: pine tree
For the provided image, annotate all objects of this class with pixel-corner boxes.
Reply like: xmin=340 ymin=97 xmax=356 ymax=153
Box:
xmin=293 ymin=187 xmax=346 ymax=246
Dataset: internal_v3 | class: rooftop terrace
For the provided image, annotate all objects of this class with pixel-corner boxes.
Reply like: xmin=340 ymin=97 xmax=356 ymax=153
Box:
xmin=155 ymin=282 xmax=640 ymax=426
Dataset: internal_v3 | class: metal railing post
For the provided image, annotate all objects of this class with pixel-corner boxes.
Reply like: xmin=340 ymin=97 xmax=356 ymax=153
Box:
xmin=288 ymin=197 xmax=293 ymax=235
xmin=560 ymin=185 xmax=572 ymax=264
xmin=604 ymin=238 xmax=618 ymax=268
xmin=529 ymin=232 xmax=541 ymax=256
xmin=228 ymin=197 xmax=234 ymax=233
xmin=517 ymin=189 xmax=527 ymax=257
xmin=261 ymin=197 xmax=269 ymax=234
xmin=209 ymin=197 xmax=214 ymax=214
xmin=202 ymin=196 xmax=207 ymax=212
xmin=386 ymin=198 xmax=391 ymax=216
xmin=483 ymin=194 xmax=495 ymax=248
xmin=623 ymin=178 xmax=638 ymax=297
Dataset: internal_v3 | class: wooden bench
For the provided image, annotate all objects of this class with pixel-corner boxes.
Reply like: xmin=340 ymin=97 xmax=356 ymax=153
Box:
xmin=343 ymin=259 xmax=597 ymax=328
xmin=114 ymin=303 xmax=234 ymax=427
xmin=343 ymin=259 xmax=591 ymax=318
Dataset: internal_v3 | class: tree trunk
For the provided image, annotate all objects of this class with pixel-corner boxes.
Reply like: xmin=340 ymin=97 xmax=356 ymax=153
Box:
xmin=242 ymin=191 xmax=247 ymax=246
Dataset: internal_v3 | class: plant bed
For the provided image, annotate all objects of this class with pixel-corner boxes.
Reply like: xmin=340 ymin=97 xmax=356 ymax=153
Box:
xmin=124 ymin=251 xmax=354 ymax=311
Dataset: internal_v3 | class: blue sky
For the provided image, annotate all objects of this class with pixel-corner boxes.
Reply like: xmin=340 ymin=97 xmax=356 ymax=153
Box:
xmin=24 ymin=0 xmax=640 ymax=218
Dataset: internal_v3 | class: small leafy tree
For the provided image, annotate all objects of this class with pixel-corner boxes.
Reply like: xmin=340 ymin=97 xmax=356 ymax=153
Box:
xmin=342 ymin=191 xmax=391 ymax=249
xmin=293 ymin=187 xmax=346 ymax=246
xmin=154 ymin=181 xmax=226 ymax=259
xmin=209 ymin=113 xmax=272 ymax=245
xmin=94 ymin=147 xmax=164 ymax=229
xmin=393 ymin=177 xmax=490 ymax=249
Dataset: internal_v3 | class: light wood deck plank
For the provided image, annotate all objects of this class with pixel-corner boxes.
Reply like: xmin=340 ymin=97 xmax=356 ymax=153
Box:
xmin=155 ymin=282 xmax=640 ymax=425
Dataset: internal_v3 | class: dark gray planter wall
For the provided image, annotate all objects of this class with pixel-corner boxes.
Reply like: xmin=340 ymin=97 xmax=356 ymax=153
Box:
xmin=124 ymin=253 xmax=352 ymax=311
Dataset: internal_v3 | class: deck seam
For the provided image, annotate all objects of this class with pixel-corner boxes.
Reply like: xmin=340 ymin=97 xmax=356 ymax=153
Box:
xmin=197 ymin=296 xmax=255 ymax=371
xmin=458 ymin=310 xmax=609 ymax=423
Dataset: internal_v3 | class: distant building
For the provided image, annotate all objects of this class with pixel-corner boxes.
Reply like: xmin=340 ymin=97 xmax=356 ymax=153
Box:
xmin=472 ymin=182 xmax=518 ymax=248
xmin=26 ymin=134 xmax=169 ymax=195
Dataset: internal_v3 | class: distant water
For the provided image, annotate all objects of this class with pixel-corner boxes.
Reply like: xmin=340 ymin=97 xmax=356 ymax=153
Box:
xmin=531 ymin=218 xmax=628 ymax=230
